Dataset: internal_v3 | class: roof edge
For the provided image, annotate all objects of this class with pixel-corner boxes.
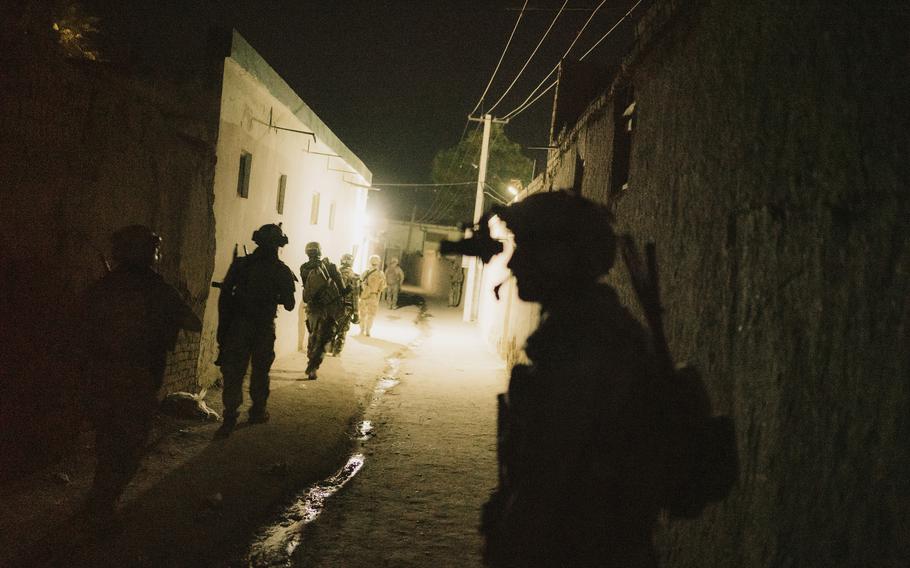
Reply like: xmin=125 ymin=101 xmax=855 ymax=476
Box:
xmin=229 ymin=30 xmax=372 ymax=183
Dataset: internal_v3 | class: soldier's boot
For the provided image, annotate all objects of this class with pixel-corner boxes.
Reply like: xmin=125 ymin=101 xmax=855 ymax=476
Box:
xmin=215 ymin=414 xmax=237 ymax=439
xmin=248 ymin=406 xmax=270 ymax=424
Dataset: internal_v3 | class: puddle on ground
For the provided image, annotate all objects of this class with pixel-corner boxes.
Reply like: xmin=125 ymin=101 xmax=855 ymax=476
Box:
xmin=244 ymin=338 xmax=422 ymax=567
xmin=246 ymin=453 xmax=364 ymax=567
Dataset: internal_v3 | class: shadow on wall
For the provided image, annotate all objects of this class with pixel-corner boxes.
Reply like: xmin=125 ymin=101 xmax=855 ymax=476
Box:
xmin=1 ymin=258 xmax=87 ymax=480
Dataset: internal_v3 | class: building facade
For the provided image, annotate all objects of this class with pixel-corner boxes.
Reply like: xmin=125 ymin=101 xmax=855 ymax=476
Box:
xmin=197 ymin=32 xmax=372 ymax=385
xmin=478 ymin=0 xmax=909 ymax=565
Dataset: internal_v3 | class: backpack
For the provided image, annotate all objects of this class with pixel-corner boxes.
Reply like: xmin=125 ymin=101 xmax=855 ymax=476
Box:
xmin=621 ymin=238 xmax=739 ymax=518
xmin=303 ymin=261 xmax=341 ymax=307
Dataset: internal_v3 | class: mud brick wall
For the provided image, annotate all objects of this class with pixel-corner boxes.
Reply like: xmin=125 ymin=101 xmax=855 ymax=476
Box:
xmin=0 ymin=6 xmax=226 ymax=475
xmin=547 ymin=1 xmax=910 ymax=566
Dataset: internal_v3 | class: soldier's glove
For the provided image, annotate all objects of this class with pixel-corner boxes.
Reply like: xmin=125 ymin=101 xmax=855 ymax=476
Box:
xmin=351 ymin=314 xmax=360 ymax=324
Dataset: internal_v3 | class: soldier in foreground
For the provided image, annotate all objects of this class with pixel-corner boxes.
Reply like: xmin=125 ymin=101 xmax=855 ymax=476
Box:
xmin=300 ymin=242 xmax=346 ymax=379
xmin=444 ymin=192 xmax=733 ymax=567
xmin=358 ymin=254 xmax=386 ymax=336
xmin=330 ymin=253 xmax=361 ymax=356
xmin=77 ymin=225 xmax=202 ymax=521
xmin=216 ymin=224 xmax=296 ymax=437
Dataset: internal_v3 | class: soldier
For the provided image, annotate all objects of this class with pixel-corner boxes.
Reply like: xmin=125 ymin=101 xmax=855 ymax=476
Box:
xmin=330 ymin=252 xmax=361 ymax=356
xmin=216 ymin=224 xmax=296 ymax=438
xmin=77 ymin=225 xmax=202 ymax=522
xmin=448 ymin=258 xmax=464 ymax=307
xmin=477 ymin=192 xmax=674 ymax=568
xmin=300 ymin=242 xmax=346 ymax=379
xmin=358 ymin=254 xmax=386 ymax=337
xmin=384 ymin=257 xmax=405 ymax=309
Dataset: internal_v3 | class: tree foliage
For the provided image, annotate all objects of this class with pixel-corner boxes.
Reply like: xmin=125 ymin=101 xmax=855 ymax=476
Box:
xmin=426 ymin=124 xmax=533 ymax=225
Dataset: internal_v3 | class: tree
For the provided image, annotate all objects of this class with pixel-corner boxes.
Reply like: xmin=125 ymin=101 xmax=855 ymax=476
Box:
xmin=424 ymin=123 xmax=533 ymax=225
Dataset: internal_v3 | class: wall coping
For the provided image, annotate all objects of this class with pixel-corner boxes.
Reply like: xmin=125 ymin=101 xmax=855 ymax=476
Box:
xmin=229 ymin=30 xmax=372 ymax=183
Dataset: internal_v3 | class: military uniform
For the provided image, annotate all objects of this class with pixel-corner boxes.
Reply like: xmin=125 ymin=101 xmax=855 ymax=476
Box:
xmin=218 ymin=225 xmax=296 ymax=430
xmin=358 ymin=255 xmax=386 ymax=336
xmin=331 ymin=254 xmax=361 ymax=355
xmin=78 ymin=225 xmax=201 ymax=518
xmin=384 ymin=259 xmax=405 ymax=309
xmin=477 ymin=193 xmax=672 ymax=568
xmin=300 ymin=243 xmax=345 ymax=379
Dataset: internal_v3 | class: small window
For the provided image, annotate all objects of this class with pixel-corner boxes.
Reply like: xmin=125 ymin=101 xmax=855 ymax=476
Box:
xmin=609 ymin=86 xmax=635 ymax=195
xmin=310 ymin=193 xmax=320 ymax=225
xmin=237 ymin=151 xmax=252 ymax=198
xmin=328 ymin=201 xmax=336 ymax=230
xmin=276 ymin=174 xmax=287 ymax=214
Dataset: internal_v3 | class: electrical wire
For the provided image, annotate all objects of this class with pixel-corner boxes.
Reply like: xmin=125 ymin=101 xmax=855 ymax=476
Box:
xmin=501 ymin=0 xmax=609 ymax=120
xmin=579 ymin=0 xmax=644 ymax=61
xmin=503 ymin=78 xmax=558 ymax=120
xmin=469 ymin=0 xmax=529 ymax=117
xmin=486 ymin=0 xmax=569 ymax=114
xmin=372 ymin=181 xmax=476 ymax=187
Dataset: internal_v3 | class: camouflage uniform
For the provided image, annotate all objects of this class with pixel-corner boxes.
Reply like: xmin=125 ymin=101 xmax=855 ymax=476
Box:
xmin=384 ymin=258 xmax=405 ymax=309
xmin=331 ymin=253 xmax=360 ymax=355
xmin=77 ymin=225 xmax=201 ymax=518
xmin=358 ymin=255 xmax=386 ymax=336
xmin=218 ymin=225 xmax=296 ymax=431
xmin=300 ymin=242 xmax=345 ymax=379
xmin=480 ymin=193 xmax=670 ymax=568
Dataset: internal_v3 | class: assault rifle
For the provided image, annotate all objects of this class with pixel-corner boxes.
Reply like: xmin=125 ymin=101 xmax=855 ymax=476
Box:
xmin=211 ymin=244 xmax=245 ymax=366
xmin=620 ymin=237 xmax=738 ymax=518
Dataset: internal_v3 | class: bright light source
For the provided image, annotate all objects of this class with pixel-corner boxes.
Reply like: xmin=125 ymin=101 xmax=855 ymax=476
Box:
xmin=507 ymin=185 xmax=519 ymax=196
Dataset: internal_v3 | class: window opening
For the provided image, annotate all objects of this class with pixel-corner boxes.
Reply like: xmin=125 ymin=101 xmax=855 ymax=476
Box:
xmin=276 ymin=174 xmax=287 ymax=214
xmin=310 ymin=193 xmax=320 ymax=225
xmin=237 ymin=151 xmax=252 ymax=198
xmin=609 ymin=86 xmax=635 ymax=196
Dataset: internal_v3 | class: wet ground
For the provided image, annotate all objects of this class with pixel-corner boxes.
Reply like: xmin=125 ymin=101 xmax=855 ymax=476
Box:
xmin=0 ymin=305 xmax=422 ymax=567
xmin=247 ymin=301 xmax=507 ymax=567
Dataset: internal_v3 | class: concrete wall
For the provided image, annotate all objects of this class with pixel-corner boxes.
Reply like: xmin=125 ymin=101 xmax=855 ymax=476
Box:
xmin=0 ymin=8 xmax=224 ymax=474
xmin=476 ymin=181 xmax=544 ymax=366
xmin=197 ymin=32 xmax=372 ymax=386
xmin=533 ymin=0 xmax=909 ymax=565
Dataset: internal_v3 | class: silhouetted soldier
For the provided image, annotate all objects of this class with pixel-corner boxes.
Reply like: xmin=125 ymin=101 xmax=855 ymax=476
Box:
xmin=475 ymin=192 xmax=673 ymax=567
xmin=77 ymin=225 xmax=201 ymax=522
xmin=330 ymin=253 xmax=360 ymax=356
xmin=448 ymin=258 xmax=464 ymax=307
xmin=216 ymin=224 xmax=296 ymax=437
xmin=384 ymin=257 xmax=404 ymax=309
xmin=300 ymin=242 xmax=345 ymax=379
xmin=358 ymin=254 xmax=386 ymax=336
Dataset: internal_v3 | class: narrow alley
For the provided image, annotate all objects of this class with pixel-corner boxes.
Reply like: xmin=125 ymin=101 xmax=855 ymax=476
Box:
xmin=253 ymin=299 xmax=507 ymax=566
xmin=0 ymin=297 xmax=506 ymax=568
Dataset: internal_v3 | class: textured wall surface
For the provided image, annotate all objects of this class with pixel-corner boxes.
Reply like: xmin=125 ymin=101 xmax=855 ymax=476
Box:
xmin=545 ymin=0 xmax=909 ymax=565
xmin=0 ymin=9 xmax=224 ymax=474
xmin=196 ymin=45 xmax=372 ymax=387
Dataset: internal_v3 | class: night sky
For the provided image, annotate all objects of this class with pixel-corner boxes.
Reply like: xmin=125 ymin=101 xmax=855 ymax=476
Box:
xmin=231 ymin=0 xmax=637 ymax=217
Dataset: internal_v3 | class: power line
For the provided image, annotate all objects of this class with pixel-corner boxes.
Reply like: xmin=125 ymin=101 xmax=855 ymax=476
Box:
xmin=486 ymin=0 xmax=568 ymax=114
xmin=469 ymin=0 xmax=529 ymax=116
xmin=503 ymin=78 xmax=557 ymax=120
xmin=501 ymin=0 xmax=609 ymax=119
xmin=579 ymin=0 xmax=644 ymax=61
xmin=372 ymin=181 xmax=476 ymax=188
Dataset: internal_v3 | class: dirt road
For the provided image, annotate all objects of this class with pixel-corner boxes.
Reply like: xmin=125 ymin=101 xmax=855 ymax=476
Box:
xmin=290 ymin=302 xmax=507 ymax=567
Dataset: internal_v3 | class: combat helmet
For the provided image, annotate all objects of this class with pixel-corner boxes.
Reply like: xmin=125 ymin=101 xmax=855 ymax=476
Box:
xmin=111 ymin=224 xmax=161 ymax=267
xmin=493 ymin=191 xmax=616 ymax=277
xmin=369 ymin=254 xmax=381 ymax=267
xmin=340 ymin=253 xmax=354 ymax=267
xmin=305 ymin=241 xmax=322 ymax=258
xmin=252 ymin=224 xmax=289 ymax=248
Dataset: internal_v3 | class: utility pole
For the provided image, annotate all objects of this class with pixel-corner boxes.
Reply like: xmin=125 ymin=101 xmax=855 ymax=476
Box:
xmin=463 ymin=113 xmax=506 ymax=322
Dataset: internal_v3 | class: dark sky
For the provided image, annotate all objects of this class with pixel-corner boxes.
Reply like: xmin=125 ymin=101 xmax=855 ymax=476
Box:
xmin=230 ymin=0 xmax=637 ymax=215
